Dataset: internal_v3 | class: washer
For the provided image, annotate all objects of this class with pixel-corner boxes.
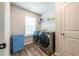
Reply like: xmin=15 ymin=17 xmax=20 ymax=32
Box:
xmin=39 ymin=32 xmax=55 ymax=55
xmin=33 ymin=31 xmax=40 ymax=45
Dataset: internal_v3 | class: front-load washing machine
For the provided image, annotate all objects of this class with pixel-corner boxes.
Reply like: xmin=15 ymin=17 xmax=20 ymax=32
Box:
xmin=39 ymin=32 xmax=55 ymax=55
xmin=33 ymin=31 xmax=40 ymax=45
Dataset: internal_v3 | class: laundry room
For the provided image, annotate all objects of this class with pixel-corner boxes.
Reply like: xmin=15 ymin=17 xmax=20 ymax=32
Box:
xmin=1 ymin=2 xmax=79 ymax=56
xmin=10 ymin=2 xmax=56 ymax=56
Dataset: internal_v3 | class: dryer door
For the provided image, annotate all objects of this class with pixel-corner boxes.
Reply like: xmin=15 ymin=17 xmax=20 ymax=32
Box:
xmin=39 ymin=32 xmax=50 ymax=48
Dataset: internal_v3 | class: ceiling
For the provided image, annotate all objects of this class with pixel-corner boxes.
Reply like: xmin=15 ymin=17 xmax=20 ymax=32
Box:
xmin=11 ymin=2 xmax=55 ymax=15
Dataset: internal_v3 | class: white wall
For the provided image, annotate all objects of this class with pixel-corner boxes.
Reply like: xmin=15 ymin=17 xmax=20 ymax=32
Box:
xmin=10 ymin=4 xmax=41 ymax=35
xmin=41 ymin=20 xmax=55 ymax=32
xmin=41 ymin=7 xmax=55 ymax=32
xmin=41 ymin=9 xmax=55 ymax=19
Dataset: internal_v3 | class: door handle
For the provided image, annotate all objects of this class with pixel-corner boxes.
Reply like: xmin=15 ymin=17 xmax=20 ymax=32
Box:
xmin=61 ymin=33 xmax=65 ymax=36
xmin=0 ymin=43 xmax=6 ymax=49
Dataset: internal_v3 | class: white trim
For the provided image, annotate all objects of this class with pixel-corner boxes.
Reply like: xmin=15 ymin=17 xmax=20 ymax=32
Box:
xmin=54 ymin=52 xmax=61 ymax=56
xmin=4 ymin=2 xmax=10 ymax=56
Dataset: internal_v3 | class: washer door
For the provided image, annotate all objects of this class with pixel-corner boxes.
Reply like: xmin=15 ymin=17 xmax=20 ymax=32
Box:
xmin=39 ymin=32 xmax=50 ymax=48
xmin=33 ymin=31 xmax=39 ymax=42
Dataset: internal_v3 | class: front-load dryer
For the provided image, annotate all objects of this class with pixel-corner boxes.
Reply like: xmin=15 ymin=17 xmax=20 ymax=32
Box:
xmin=39 ymin=32 xmax=55 ymax=55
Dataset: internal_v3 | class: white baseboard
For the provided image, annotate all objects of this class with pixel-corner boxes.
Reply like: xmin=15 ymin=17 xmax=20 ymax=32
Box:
xmin=54 ymin=52 xmax=61 ymax=56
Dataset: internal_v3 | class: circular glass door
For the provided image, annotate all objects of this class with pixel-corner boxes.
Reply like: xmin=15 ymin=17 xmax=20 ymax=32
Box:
xmin=33 ymin=31 xmax=39 ymax=42
xmin=39 ymin=32 xmax=50 ymax=48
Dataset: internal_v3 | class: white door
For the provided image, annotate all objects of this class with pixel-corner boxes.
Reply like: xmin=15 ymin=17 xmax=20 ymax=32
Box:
xmin=61 ymin=3 xmax=79 ymax=56
xmin=0 ymin=2 xmax=10 ymax=56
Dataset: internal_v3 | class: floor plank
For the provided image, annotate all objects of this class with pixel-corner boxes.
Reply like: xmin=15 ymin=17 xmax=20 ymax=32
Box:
xmin=11 ymin=43 xmax=48 ymax=56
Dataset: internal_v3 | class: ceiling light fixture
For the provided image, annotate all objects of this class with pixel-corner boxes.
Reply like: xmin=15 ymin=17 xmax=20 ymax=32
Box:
xmin=31 ymin=6 xmax=36 ymax=9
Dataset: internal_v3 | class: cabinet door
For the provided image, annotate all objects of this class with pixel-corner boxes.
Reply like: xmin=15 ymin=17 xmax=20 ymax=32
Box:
xmin=13 ymin=36 xmax=24 ymax=53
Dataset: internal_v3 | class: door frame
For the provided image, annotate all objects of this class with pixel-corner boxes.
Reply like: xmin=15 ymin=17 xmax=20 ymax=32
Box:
xmin=4 ymin=2 xmax=10 ymax=56
xmin=55 ymin=3 xmax=62 ymax=56
xmin=0 ymin=2 xmax=10 ymax=56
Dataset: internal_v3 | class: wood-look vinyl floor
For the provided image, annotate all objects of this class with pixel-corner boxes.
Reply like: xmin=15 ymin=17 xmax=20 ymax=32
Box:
xmin=11 ymin=43 xmax=48 ymax=56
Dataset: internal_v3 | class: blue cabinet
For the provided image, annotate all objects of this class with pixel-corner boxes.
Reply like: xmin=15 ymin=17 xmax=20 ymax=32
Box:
xmin=11 ymin=33 xmax=24 ymax=53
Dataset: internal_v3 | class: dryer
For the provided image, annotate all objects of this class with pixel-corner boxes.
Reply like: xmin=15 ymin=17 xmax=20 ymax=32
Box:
xmin=39 ymin=32 xmax=55 ymax=55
